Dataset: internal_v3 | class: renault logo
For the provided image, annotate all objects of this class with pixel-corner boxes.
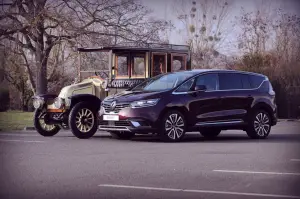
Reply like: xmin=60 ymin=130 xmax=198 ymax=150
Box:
xmin=110 ymin=101 xmax=117 ymax=110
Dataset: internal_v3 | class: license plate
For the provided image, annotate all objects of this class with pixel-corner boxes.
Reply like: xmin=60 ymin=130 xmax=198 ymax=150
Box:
xmin=103 ymin=115 xmax=119 ymax=121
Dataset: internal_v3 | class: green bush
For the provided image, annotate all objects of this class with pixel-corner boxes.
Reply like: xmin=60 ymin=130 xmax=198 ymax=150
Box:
xmin=0 ymin=87 xmax=10 ymax=112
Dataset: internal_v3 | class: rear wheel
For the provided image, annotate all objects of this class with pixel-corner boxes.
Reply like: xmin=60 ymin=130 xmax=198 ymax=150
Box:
xmin=159 ymin=110 xmax=186 ymax=142
xmin=34 ymin=109 xmax=60 ymax=136
xmin=246 ymin=110 xmax=271 ymax=139
xmin=200 ymin=129 xmax=221 ymax=139
xmin=109 ymin=131 xmax=135 ymax=140
xmin=69 ymin=102 xmax=98 ymax=139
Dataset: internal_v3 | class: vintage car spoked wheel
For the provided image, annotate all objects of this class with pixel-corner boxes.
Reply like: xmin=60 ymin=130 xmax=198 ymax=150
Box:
xmin=34 ymin=109 xmax=61 ymax=136
xmin=109 ymin=131 xmax=135 ymax=140
xmin=160 ymin=110 xmax=186 ymax=142
xmin=69 ymin=102 xmax=98 ymax=139
xmin=200 ymin=129 xmax=221 ymax=139
xmin=247 ymin=110 xmax=271 ymax=139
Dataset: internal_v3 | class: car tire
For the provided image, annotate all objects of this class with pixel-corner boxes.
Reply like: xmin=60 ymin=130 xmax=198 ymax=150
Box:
xmin=200 ymin=129 xmax=221 ymax=139
xmin=246 ymin=109 xmax=271 ymax=139
xmin=34 ymin=109 xmax=60 ymax=136
xmin=69 ymin=102 xmax=98 ymax=139
xmin=109 ymin=131 xmax=135 ymax=140
xmin=159 ymin=110 xmax=186 ymax=142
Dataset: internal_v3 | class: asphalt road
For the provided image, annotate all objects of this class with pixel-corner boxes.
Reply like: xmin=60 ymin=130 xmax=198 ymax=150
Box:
xmin=0 ymin=121 xmax=300 ymax=199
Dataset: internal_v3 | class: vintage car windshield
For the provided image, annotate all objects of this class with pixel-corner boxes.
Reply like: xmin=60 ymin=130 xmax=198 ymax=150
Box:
xmin=131 ymin=73 xmax=194 ymax=92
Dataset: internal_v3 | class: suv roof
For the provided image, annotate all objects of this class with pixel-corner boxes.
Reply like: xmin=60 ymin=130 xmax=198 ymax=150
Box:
xmin=188 ymin=69 xmax=267 ymax=78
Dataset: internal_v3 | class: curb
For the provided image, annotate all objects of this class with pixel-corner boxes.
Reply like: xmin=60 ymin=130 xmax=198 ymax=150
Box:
xmin=24 ymin=127 xmax=35 ymax=131
xmin=278 ymin=119 xmax=300 ymax=122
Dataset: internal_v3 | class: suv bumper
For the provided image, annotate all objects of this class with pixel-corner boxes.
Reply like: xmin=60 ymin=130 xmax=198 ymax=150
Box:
xmin=98 ymin=106 xmax=161 ymax=133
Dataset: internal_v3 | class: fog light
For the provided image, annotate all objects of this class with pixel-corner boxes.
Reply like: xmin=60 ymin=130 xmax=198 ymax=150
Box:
xmin=131 ymin=121 xmax=141 ymax=127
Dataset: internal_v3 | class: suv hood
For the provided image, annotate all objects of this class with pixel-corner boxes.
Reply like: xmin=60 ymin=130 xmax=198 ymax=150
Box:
xmin=104 ymin=90 xmax=167 ymax=103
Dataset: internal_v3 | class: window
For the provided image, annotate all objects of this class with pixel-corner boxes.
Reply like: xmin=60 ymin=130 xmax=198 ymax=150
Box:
xmin=152 ymin=54 xmax=167 ymax=77
xmin=176 ymin=78 xmax=194 ymax=92
xmin=249 ymin=75 xmax=265 ymax=88
xmin=241 ymin=74 xmax=251 ymax=89
xmin=172 ymin=54 xmax=186 ymax=71
xmin=116 ymin=54 xmax=128 ymax=77
xmin=195 ymin=73 xmax=218 ymax=91
xmin=131 ymin=73 xmax=194 ymax=92
xmin=219 ymin=73 xmax=243 ymax=90
xmin=131 ymin=54 xmax=145 ymax=77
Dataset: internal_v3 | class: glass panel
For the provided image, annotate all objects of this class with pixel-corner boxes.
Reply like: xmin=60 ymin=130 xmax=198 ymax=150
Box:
xmin=176 ymin=79 xmax=194 ymax=92
xmin=172 ymin=55 xmax=185 ymax=71
xmin=116 ymin=55 xmax=128 ymax=76
xmin=152 ymin=54 xmax=166 ymax=76
xmin=195 ymin=73 xmax=218 ymax=91
xmin=249 ymin=75 xmax=265 ymax=88
xmin=131 ymin=73 xmax=194 ymax=92
xmin=219 ymin=73 xmax=243 ymax=90
xmin=132 ymin=55 xmax=145 ymax=77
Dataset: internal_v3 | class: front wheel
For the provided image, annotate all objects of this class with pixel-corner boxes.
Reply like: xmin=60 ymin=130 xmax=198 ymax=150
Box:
xmin=246 ymin=110 xmax=271 ymax=139
xmin=69 ymin=102 xmax=98 ymax=139
xmin=159 ymin=110 xmax=186 ymax=142
xmin=109 ymin=131 xmax=135 ymax=140
xmin=34 ymin=109 xmax=60 ymax=136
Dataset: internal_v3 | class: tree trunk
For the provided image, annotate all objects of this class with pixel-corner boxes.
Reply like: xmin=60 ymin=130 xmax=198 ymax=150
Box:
xmin=35 ymin=48 xmax=48 ymax=95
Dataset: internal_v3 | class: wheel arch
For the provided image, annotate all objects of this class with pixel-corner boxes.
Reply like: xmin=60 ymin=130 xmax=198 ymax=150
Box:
xmin=251 ymin=102 xmax=274 ymax=123
xmin=157 ymin=106 xmax=189 ymax=125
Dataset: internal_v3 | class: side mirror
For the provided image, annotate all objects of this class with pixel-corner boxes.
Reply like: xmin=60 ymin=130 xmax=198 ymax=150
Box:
xmin=194 ymin=85 xmax=206 ymax=92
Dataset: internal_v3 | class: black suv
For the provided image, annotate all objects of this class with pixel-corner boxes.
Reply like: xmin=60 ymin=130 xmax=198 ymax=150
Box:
xmin=98 ymin=69 xmax=277 ymax=142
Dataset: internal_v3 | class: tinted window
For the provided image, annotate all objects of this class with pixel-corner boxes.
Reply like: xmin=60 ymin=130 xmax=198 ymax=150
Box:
xmin=241 ymin=74 xmax=251 ymax=89
xmin=219 ymin=73 xmax=243 ymax=90
xmin=176 ymin=79 xmax=194 ymax=92
xmin=195 ymin=73 xmax=218 ymax=91
xmin=131 ymin=73 xmax=194 ymax=91
xmin=249 ymin=75 xmax=265 ymax=88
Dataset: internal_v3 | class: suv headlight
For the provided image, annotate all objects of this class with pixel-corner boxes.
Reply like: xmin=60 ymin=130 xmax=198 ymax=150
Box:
xmin=54 ymin=97 xmax=65 ymax=109
xmin=130 ymin=99 xmax=160 ymax=108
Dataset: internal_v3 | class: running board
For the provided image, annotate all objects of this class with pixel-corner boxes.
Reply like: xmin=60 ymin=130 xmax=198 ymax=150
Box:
xmin=195 ymin=120 xmax=244 ymax=127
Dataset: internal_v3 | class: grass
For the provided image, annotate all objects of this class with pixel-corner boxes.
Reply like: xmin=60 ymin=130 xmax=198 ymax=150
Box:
xmin=0 ymin=111 xmax=34 ymax=131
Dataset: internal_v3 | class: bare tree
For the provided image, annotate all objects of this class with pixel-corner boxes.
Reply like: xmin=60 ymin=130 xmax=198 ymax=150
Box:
xmin=0 ymin=0 xmax=170 ymax=95
xmin=173 ymin=0 xmax=233 ymax=68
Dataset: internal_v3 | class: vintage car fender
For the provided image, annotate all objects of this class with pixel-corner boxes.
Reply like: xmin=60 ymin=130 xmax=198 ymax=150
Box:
xmin=69 ymin=94 xmax=101 ymax=111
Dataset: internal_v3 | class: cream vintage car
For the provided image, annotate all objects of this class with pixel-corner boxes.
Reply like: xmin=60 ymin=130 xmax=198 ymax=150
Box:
xmin=33 ymin=75 xmax=107 ymax=139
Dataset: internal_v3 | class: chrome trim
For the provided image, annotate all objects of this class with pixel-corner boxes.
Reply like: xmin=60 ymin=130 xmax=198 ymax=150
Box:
xmin=172 ymin=78 xmax=268 ymax=95
xmin=196 ymin=120 xmax=244 ymax=126
xmin=98 ymin=126 xmax=131 ymax=132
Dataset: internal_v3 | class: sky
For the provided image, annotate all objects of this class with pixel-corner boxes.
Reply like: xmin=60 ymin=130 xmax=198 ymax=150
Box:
xmin=142 ymin=0 xmax=300 ymax=56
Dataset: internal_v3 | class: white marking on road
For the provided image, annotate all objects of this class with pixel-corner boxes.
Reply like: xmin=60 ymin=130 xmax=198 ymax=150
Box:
xmin=214 ymin=170 xmax=300 ymax=176
xmin=290 ymin=159 xmax=300 ymax=162
xmin=0 ymin=139 xmax=45 ymax=143
xmin=0 ymin=133 xmax=39 ymax=137
xmin=98 ymin=184 xmax=300 ymax=198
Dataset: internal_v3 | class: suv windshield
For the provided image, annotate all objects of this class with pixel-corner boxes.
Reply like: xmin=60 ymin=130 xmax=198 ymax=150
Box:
xmin=131 ymin=72 xmax=194 ymax=92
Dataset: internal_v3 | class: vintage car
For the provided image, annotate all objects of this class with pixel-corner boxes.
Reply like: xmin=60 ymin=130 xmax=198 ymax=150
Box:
xmin=33 ymin=43 xmax=191 ymax=139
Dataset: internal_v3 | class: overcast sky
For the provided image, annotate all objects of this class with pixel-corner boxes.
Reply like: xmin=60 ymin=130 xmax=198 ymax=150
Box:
xmin=142 ymin=0 xmax=300 ymax=56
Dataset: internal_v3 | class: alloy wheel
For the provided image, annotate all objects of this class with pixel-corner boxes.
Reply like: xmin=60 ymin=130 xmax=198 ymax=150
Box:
xmin=75 ymin=108 xmax=94 ymax=133
xmin=165 ymin=113 xmax=184 ymax=140
xmin=254 ymin=112 xmax=270 ymax=137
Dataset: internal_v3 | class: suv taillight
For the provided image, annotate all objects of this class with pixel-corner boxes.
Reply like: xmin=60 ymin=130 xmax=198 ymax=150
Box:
xmin=268 ymin=82 xmax=275 ymax=96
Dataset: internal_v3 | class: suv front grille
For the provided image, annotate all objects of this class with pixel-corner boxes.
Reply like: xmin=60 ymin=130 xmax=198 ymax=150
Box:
xmin=102 ymin=103 xmax=130 ymax=113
